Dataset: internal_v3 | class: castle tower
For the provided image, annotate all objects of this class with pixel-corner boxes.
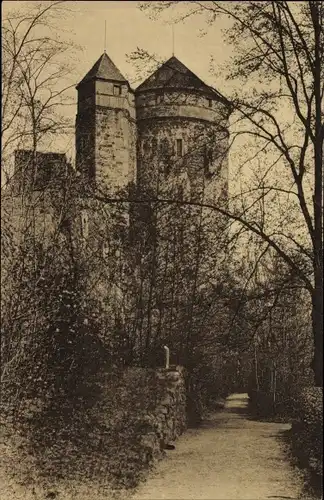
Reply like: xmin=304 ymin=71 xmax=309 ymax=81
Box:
xmin=133 ymin=58 xmax=232 ymax=351
xmin=135 ymin=56 xmax=231 ymax=204
xmin=75 ymin=52 xmax=136 ymax=193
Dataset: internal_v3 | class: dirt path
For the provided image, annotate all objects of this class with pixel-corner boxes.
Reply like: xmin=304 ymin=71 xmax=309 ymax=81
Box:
xmin=131 ymin=393 xmax=306 ymax=500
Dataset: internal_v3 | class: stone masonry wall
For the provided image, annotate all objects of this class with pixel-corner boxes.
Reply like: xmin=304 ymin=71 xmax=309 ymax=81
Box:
xmin=75 ymin=78 xmax=136 ymax=192
xmin=138 ymin=366 xmax=187 ymax=464
xmin=95 ymin=106 xmax=136 ymax=192
xmin=136 ymin=116 xmax=228 ymax=206
xmin=94 ymin=79 xmax=136 ymax=193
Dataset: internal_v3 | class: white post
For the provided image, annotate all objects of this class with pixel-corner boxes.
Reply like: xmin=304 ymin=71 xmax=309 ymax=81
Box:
xmin=164 ymin=345 xmax=170 ymax=369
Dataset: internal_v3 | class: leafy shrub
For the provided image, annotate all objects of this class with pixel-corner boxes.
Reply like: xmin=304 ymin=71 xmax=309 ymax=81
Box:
xmin=3 ymin=367 xmax=169 ymax=492
xmin=290 ymin=387 xmax=323 ymax=478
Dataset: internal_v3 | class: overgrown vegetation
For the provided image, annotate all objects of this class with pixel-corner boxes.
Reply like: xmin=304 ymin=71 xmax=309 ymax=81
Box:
xmin=1 ymin=0 xmax=323 ymax=496
xmin=0 ymin=367 xmax=177 ymax=497
xmin=133 ymin=0 xmax=323 ymax=485
xmin=138 ymin=0 xmax=323 ymax=386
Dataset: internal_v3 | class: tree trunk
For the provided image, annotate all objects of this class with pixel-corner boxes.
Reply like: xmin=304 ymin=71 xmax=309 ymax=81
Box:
xmin=312 ymin=288 xmax=323 ymax=387
xmin=310 ymin=0 xmax=323 ymax=387
xmin=254 ymin=343 xmax=260 ymax=392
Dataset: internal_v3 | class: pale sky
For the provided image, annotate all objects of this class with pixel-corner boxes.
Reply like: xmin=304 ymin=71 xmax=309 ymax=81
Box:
xmin=62 ymin=1 xmax=234 ymax=89
xmin=2 ymin=1 xmax=234 ymax=158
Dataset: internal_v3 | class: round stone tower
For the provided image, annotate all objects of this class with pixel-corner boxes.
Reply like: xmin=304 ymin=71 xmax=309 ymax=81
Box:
xmin=135 ymin=56 xmax=231 ymax=205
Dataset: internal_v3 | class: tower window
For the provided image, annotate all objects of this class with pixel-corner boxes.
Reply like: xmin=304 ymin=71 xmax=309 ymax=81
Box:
xmin=81 ymin=210 xmax=89 ymax=239
xmin=208 ymin=99 xmax=213 ymax=108
xmin=80 ymin=136 xmax=86 ymax=152
xmin=176 ymin=139 xmax=183 ymax=157
xmin=102 ymin=241 xmax=109 ymax=259
xmin=164 ymin=162 xmax=171 ymax=176
xmin=177 ymin=185 xmax=184 ymax=200
xmin=156 ymin=93 xmax=164 ymax=104
xmin=204 ymin=147 xmax=214 ymax=178
xmin=113 ymin=85 xmax=122 ymax=96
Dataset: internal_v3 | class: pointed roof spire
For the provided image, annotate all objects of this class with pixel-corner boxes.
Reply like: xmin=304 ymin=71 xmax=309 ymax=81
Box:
xmin=77 ymin=52 xmax=127 ymax=88
xmin=104 ymin=21 xmax=107 ymax=53
xmin=135 ymin=56 xmax=226 ymax=102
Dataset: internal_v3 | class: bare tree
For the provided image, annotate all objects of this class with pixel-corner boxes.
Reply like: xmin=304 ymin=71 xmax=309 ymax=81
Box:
xmin=1 ymin=0 xmax=77 ymax=185
xmin=1 ymin=1 xmax=81 ymax=417
xmin=133 ymin=1 xmax=323 ymax=386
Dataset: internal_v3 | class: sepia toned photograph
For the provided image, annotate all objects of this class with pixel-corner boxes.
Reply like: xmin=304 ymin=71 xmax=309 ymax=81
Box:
xmin=1 ymin=1 xmax=323 ymax=499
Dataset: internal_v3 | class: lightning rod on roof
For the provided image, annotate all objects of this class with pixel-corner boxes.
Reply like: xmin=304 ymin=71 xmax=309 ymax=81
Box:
xmin=104 ymin=20 xmax=107 ymax=53
xmin=172 ymin=24 xmax=175 ymax=56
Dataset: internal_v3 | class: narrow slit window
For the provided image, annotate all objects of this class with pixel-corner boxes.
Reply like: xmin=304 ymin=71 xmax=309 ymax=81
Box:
xmin=204 ymin=147 xmax=214 ymax=178
xmin=102 ymin=241 xmax=109 ymax=259
xmin=80 ymin=137 xmax=86 ymax=152
xmin=113 ymin=85 xmax=122 ymax=96
xmin=81 ymin=210 xmax=89 ymax=239
xmin=176 ymin=139 xmax=183 ymax=157
xmin=208 ymin=99 xmax=213 ymax=108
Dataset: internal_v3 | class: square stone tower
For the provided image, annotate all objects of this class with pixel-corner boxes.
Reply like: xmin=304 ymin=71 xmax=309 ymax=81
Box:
xmin=75 ymin=52 xmax=137 ymax=194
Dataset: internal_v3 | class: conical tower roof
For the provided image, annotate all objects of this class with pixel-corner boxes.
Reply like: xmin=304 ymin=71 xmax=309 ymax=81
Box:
xmin=77 ymin=52 xmax=127 ymax=88
xmin=135 ymin=56 xmax=226 ymax=101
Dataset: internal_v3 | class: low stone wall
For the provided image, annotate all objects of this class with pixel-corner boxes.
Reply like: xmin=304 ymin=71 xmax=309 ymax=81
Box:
xmin=137 ymin=365 xmax=187 ymax=464
xmin=0 ymin=365 xmax=188 ymax=493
